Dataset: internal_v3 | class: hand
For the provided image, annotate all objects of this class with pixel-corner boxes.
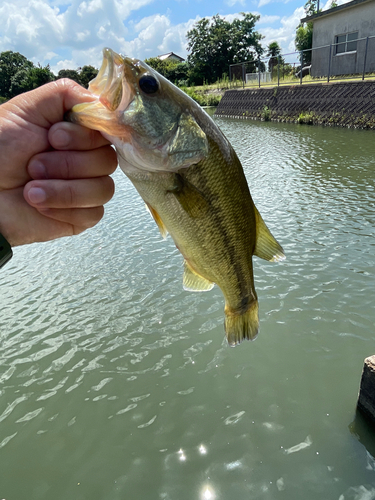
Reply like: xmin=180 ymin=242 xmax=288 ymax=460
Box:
xmin=0 ymin=79 xmax=117 ymax=247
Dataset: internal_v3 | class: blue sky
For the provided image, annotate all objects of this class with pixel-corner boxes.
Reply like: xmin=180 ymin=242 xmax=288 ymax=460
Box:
xmin=0 ymin=0 xmax=351 ymax=74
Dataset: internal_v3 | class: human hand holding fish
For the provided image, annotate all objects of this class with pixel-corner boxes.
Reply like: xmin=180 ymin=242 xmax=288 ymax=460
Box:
xmin=68 ymin=48 xmax=286 ymax=346
xmin=0 ymin=79 xmax=117 ymax=247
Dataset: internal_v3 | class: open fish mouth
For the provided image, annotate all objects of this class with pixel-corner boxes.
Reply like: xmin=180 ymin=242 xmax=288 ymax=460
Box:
xmin=89 ymin=48 xmax=126 ymax=111
xmin=67 ymin=48 xmax=135 ymax=135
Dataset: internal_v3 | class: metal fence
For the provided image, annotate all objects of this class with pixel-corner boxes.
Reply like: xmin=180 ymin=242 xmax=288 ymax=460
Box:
xmin=229 ymin=34 xmax=375 ymax=89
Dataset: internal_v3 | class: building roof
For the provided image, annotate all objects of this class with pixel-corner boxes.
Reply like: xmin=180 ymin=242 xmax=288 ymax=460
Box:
xmin=301 ymin=0 xmax=375 ymax=23
xmin=158 ymin=52 xmax=185 ymax=62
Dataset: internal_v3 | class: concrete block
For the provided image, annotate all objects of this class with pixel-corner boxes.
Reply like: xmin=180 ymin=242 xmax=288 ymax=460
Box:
xmin=357 ymin=355 xmax=375 ymax=423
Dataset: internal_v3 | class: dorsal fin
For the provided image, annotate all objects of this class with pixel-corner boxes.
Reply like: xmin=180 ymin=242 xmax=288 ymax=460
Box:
xmin=253 ymin=206 xmax=285 ymax=262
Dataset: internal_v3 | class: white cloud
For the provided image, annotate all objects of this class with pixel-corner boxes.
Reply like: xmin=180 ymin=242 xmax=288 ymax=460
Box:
xmin=0 ymin=0 xmax=315 ymax=76
xmin=135 ymin=14 xmax=170 ymax=36
xmin=225 ymin=0 xmax=246 ymax=6
xmin=256 ymin=14 xmax=280 ymax=24
xmin=258 ymin=6 xmax=305 ymax=55
xmin=258 ymin=0 xmax=272 ymax=7
xmin=0 ymin=0 xmax=64 ymax=57
xmin=77 ymin=0 xmax=103 ymax=16
xmin=156 ymin=17 xmax=198 ymax=57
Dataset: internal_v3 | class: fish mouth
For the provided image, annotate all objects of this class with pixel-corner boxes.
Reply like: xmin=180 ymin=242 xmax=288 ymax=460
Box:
xmin=67 ymin=48 xmax=135 ymax=136
xmin=90 ymin=48 xmax=126 ymax=110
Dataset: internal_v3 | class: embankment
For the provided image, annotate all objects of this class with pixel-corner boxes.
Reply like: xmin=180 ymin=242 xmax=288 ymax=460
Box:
xmin=214 ymin=80 xmax=375 ymax=129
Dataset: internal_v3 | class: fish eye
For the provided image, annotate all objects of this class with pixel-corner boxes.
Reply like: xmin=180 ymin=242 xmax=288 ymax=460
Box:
xmin=139 ymin=74 xmax=159 ymax=94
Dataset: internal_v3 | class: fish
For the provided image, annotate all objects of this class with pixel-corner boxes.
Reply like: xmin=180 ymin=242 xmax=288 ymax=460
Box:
xmin=67 ymin=47 xmax=285 ymax=346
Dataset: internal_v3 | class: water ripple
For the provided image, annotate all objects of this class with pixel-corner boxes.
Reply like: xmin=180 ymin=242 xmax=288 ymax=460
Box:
xmin=1 ymin=121 xmax=375 ymax=498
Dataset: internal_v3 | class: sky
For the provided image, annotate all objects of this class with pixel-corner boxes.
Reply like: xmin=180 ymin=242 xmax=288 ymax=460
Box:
xmin=0 ymin=0 xmax=352 ymax=74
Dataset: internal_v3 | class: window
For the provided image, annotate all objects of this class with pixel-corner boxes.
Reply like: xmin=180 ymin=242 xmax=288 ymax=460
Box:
xmin=335 ymin=32 xmax=358 ymax=54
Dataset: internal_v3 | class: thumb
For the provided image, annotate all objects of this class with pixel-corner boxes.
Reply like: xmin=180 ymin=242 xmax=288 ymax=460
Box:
xmin=5 ymin=79 xmax=96 ymax=129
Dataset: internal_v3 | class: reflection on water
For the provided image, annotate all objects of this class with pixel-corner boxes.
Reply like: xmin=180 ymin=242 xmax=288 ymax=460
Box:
xmin=1 ymin=118 xmax=375 ymax=499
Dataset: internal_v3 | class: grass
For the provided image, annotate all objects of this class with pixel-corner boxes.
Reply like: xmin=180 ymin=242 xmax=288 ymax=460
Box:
xmin=180 ymin=86 xmax=222 ymax=106
xmin=261 ymin=106 xmax=271 ymax=121
xmin=297 ymin=111 xmax=315 ymax=124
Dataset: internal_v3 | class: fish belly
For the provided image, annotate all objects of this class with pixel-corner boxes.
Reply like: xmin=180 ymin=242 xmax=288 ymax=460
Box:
xmin=123 ymin=143 xmax=259 ymax=346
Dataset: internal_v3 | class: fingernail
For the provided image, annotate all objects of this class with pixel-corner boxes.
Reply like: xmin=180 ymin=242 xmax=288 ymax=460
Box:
xmin=51 ymin=128 xmax=70 ymax=148
xmin=28 ymin=160 xmax=47 ymax=179
xmin=27 ymin=187 xmax=47 ymax=204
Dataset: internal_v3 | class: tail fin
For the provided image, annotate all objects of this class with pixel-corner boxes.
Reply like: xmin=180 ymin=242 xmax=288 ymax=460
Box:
xmin=224 ymin=300 xmax=259 ymax=346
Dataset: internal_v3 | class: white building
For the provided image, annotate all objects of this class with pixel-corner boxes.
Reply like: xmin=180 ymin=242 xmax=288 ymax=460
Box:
xmin=157 ymin=53 xmax=185 ymax=62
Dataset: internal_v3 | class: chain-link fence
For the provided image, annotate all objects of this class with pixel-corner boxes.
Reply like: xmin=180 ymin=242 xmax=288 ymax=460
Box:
xmin=229 ymin=35 xmax=375 ymax=89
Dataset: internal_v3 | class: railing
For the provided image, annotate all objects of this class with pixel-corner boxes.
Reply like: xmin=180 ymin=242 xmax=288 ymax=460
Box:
xmin=229 ymin=34 xmax=375 ymax=89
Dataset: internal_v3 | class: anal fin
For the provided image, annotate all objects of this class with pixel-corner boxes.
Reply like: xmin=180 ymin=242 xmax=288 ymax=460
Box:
xmin=145 ymin=203 xmax=168 ymax=239
xmin=183 ymin=260 xmax=214 ymax=292
xmin=254 ymin=206 xmax=285 ymax=262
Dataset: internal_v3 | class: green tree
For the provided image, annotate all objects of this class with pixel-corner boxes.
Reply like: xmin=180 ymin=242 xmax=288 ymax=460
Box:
xmin=57 ymin=69 xmax=82 ymax=84
xmin=266 ymin=41 xmax=284 ymax=73
xmin=144 ymin=57 xmax=189 ymax=85
xmin=0 ymin=51 xmax=33 ymax=98
xmin=295 ymin=23 xmax=314 ymax=65
xmin=30 ymin=64 xmax=55 ymax=87
xmin=144 ymin=57 xmax=170 ymax=75
xmin=304 ymin=0 xmax=319 ymax=16
xmin=186 ymin=13 xmax=263 ymax=85
xmin=9 ymin=64 xmax=55 ymax=96
xmin=295 ymin=0 xmax=320 ymax=66
xmin=79 ymin=65 xmax=98 ymax=89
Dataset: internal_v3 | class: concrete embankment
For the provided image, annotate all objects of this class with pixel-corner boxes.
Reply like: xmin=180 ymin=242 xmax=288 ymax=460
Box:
xmin=214 ymin=80 xmax=375 ymax=129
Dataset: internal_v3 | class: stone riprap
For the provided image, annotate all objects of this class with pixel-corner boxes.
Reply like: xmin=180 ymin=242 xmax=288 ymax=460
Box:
xmin=214 ymin=80 xmax=375 ymax=129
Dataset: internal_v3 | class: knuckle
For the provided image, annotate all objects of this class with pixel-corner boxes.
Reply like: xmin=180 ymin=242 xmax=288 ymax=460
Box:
xmin=88 ymin=129 xmax=101 ymax=149
xmin=61 ymin=152 xmax=75 ymax=179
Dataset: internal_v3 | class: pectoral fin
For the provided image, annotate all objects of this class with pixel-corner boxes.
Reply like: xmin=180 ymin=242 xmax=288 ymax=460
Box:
xmin=145 ymin=203 xmax=168 ymax=239
xmin=167 ymin=113 xmax=208 ymax=170
xmin=183 ymin=260 xmax=214 ymax=292
xmin=167 ymin=173 xmax=210 ymax=218
xmin=254 ymin=206 xmax=285 ymax=262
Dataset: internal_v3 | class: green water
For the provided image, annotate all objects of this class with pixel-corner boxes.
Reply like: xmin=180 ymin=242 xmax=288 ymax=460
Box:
xmin=1 ymin=117 xmax=375 ymax=500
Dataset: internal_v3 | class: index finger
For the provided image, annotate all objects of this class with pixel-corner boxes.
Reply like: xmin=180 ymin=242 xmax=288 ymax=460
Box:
xmin=49 ymin=122 xmax=111 ymax=151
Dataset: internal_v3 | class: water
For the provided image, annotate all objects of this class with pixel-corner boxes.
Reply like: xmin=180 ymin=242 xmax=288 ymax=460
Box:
xmin=1 ymin=117 xmax=375 ymax=500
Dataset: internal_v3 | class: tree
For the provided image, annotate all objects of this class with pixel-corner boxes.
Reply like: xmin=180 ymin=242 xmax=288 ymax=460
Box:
xmin=79 ymin=65 xmax=98 ymax=89
xmin=304 ymin=0 xmax=319 ymax=16
xmin=9 ymin=64 xmax=55 ymax=96
xmin=144 ymin=57 xmax=189 ymax=85
xmin=266 ymin=42 xmax=284 ymax=73
xmin=57 ymin=69 xmax=82 ymax=84
xmin=0 ymin=51 xmax=33 ymax=98
xmin=295 ymin=23 xmax=314 ymax=65
xmin=295 ymin=0 xmax=320 ymax=66
xmin=186 ymin=13 xmax=263 ymax=85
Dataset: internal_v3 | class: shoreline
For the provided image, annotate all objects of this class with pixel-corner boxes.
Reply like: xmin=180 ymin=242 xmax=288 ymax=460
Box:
xmin=214 ymin=80 xmax=375 ymax=129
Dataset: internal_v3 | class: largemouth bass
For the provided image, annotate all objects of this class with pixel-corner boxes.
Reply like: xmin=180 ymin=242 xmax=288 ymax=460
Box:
xmin=68 ymin=48 xmax=285 ymax=346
